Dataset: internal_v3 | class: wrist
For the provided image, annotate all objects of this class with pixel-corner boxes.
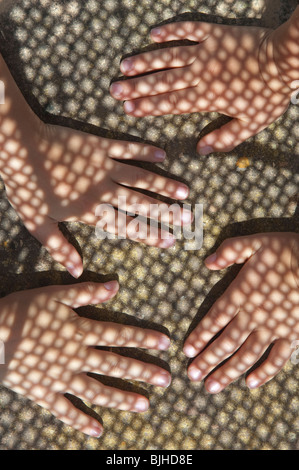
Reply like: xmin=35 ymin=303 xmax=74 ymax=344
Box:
xmin=0 ymin=54 xmax=41 ymax=174
xmin=269 ymin=7 xmax=299 ymax=91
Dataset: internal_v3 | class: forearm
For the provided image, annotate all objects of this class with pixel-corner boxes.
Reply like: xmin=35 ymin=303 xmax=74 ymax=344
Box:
xmin=272 ymin=6 xmax=299 ymax=89
xmin=0 ymin=54 xmax=40 ymax=180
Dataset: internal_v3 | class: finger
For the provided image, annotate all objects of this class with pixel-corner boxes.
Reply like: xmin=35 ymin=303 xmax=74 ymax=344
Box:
xmin=109 ymin=185 xmax=193 ymax=226
xmin=40 ymin=393 xmax=103 ymax=437
xmin=204 ymin=234 xmax=265 ymax=271
xmin=197 ymin=118 xmax=267 ymax=155
xmin=246 ymin=339 xmax=292 ymax=389
xmin=82 ymin=349 xmax=171 ymax=388
xmin=204 ymin=330 xmax=272 ymax=393
xmin=123 ymin=86 xmax=214 ymax=117
xmin=74 ymin=317 xmax=171 ymax=351
xmin=150 ymin=21 xmax=212 ymax=43
xmin=111 ymin=66 xmax=198 ymax=101
xmin=107 ymin=140 xmax=167 ymax=162
xmin=68 ymin=374 xmax=150 ymax=413
xmin=187 ymin=311 xmax=253 ymax=381
xmin=183 ymin=293 xmax=239 ymax=358
xmin=95 ymin=207 xmax=176 ymax=249
xmin=49 ymin=281 xmax=119 ymax=308
xmin=112 ymin=161 xmax=189 ymax=200
xmin=27 ymin=216 xmax=83 ymax=279
xmin=118 ymin=44 xmax=197 ymax=77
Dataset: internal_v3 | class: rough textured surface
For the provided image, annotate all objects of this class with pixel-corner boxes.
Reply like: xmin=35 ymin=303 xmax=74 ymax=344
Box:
xmin=0 ymin=0 xmax=298 ymax=450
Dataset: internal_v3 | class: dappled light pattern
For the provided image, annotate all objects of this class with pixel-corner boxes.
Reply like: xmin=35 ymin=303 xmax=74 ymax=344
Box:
xmin=0 ymin=0 xmax=298 ymax=451
xmin=0 ymin=53 xmax=191 ymax=279
xmin=0 ymin=280 xmax=171 ymax=437
xmin=111 ymin=16 xmax=296 ymax=155
xmin=184 ymin=233 xmax=299 ymax=393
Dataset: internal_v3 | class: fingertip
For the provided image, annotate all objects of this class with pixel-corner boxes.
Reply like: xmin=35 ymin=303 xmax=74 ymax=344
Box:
xmin=158 ymin=334 xmax=171 ymax=351
xmin=205 ymin=378 xmax=222 ymax=394
xmin=154 ymin=148 xmax=166 ymax=161
xmin=187 ymin=365 xmax=202 ymax=382
xmin=134 ymin=397 xmax=150 ymax=412
xmin=183 ymin=343 xmax=198 ymax=358
xmin=65 ymin=261 xmax=83 ymax=279
xmin=176 ymin=185 xmax=189 ymax=200
xmin=104 ymin=280 xmax=119 ymax=292
xmin=246 ymin=376 xmax=260 ymax=390
xmin=124 ymin=100 xmax=136 ymax=114
xmin=197 ymin=143 xmax=214 ymax=156
xmin=110 ymin=82 xmax=123 ymax=99
xmin=150 ymin=27 xmax=164 ymax=42
xmin=204 ymin=253 xmax=221 ymax=270
xmin=86 ymin=422 xmax=104 ymax=438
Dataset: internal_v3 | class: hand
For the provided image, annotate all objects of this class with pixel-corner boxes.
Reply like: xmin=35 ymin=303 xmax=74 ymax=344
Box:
xmin=183 ymin=233 xmax=299 ymax=392
xmin=111 ymin=21 xmax=292 ymax=154
xmin=0 ymin=281 xmax=171 ymax=437
xmin=0 ymin=55 xmax=191 ymax=278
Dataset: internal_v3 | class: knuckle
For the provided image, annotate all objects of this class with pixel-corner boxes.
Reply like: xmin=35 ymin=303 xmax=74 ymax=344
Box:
xmin=209 ymin=309 xmax=229 ymax=330
xmin=108 ymin=354 xmax=125 ymax=377
xmin=116 ymin=326 xmax=134 ymax=346
xmin=220 ymin=336 xmax=236 ymax=354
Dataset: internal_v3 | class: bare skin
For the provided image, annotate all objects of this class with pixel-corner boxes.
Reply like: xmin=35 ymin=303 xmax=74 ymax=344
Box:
xmin=111 ymin=7 xmax=299 ymax=154
xmin=0 ymin=54 xmax=191 ymax=278
xmin=183 ymin=233 xmax=299 ymax=392
xmin=0 ymin=280 xmax=171 ymax=437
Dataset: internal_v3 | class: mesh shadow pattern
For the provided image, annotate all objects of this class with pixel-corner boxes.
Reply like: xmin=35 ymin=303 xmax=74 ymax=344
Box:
xmin=0 ymin=0 xmax=298 ymax=450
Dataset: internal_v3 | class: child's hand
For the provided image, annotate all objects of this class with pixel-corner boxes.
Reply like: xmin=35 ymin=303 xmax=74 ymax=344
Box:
xmin=0 ymin=281 xmax=171 ymax=437
xmin=0 ymin=56 xmax=191 ymax=279
xmin=183 ymin=233 xmax=299 ymax=392
xmin=111 ymin=21 xmax=292 ymax=155
xmin=1 ymin=118 xmax=191 ymax=278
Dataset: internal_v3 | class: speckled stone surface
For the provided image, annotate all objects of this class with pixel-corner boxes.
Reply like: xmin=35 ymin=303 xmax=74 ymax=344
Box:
xmin=0 ymin=0 xmax=298 ymax=450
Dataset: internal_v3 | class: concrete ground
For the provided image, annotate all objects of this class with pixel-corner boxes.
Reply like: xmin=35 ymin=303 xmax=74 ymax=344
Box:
xmin=0 ymin=0 xmax=298 ymax=450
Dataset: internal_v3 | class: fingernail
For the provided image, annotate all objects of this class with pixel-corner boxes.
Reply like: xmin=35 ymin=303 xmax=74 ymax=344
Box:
xmin=110 ymin=82 xmax=123 ymax=98
xmin=205 ymin=253 xmax=217 ymax=264
xmin=206 ymin=379 xmax=221 ymax=393
xmin=154 ymin=149 xmax=166 ymax=160
xmin=176 ymin=186 xmax=189 ymax=200
xmin=124 ymin=101 xmax=135 ymax=114
xmin=247 ymin=378 xmax=260 ymax=389
xmin=104 ymin=280 xmax=119 ymax=291
xmin=188 ymin=366 xmax=202 ymax=381
xmin=155 ymin=371 xmax=171 ymax=387
xmin=183 ymin=344 xmax=197 ymax=357
xmin=181 ymin=209 xmax=193 ymax=224
xmin=121 ymin=58 xmax=133 ymax=73
xmin=135 ymin=398 xmax=149 ymax=412
xmin=151 ymin=27 xmax=162 ymax=36
xmin=89 ymin=425 xmax=103 ymax=437
xmin=66 ymin=264 xmax=82 ymax=279
xmin=159 ymin=237 xmax=176 ymax=249
xmin=158 ymin=335 xmax=171 ymax=350
xmin=197 ymin=145 xmax=214 ymax=156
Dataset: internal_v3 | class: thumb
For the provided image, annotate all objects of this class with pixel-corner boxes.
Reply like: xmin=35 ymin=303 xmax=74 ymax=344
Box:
xmin=197 ymin=118 xmax=265 ymax=155
xmin=27 ymin=216 xmax=83 ymax=278
xmin=205 ymin=234 xmax=264 ymax=270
